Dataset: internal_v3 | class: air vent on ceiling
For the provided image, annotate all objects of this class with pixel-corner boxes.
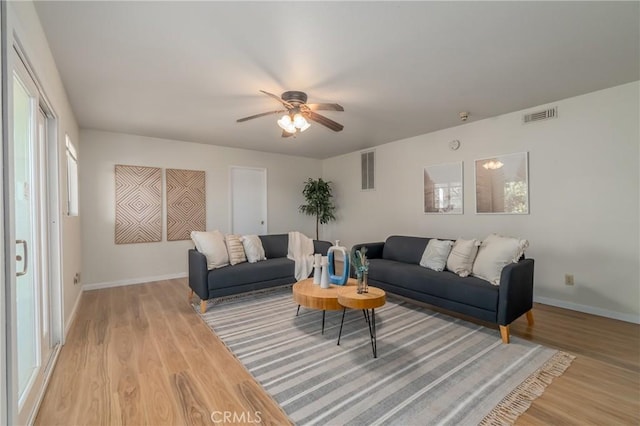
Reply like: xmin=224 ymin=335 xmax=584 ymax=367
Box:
xmin=523 ymin=107 xmax=557 ymax=124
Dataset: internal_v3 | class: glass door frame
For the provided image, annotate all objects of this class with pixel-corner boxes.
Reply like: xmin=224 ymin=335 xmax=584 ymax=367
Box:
xmin=1 ymin=1 xmax=8 ymax=424
xmin=4 ymin=25 xmax=64 ymax=425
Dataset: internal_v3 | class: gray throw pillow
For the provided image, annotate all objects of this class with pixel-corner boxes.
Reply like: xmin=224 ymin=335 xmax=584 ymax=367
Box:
xmin=419 ymin=239 xmax=454 ymax=272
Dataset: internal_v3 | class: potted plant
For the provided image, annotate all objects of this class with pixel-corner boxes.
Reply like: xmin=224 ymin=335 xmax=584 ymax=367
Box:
xmin=351 ymin=246 xmax=369 ymax=293
xmin=299 ymin=178 xmax=336 ymax=240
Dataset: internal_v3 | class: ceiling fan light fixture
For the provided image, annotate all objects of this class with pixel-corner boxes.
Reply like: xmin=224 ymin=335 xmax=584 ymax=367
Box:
xmin=237 ymin=90 xmax=344 ymax=136
xmin=482 ymin=160 xmax=504 ymax=170
xmin=277 ymin=115 xmax=298 ymax=134
xmin=298 ymin=120 xmax=311 ymax=132
xmin=277 ymin=115 xmax=297 ymax=134
xmin=284 ymin=124 xmax=297 ymax=134
xmin=277 ymin=114 xmax=292 ymax=129
xmin=293 ymin=113 xmax=310 ymax=132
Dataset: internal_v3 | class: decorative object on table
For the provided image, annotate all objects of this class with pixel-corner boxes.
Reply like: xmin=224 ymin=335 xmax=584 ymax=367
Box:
xmin=328 ymin=240 xmax=350 ymax=285
xmin=424 ymin=162 xmax=463 ymax=214
xmin=320 ymin=256 xmax=330 ymax=288
xmin=299 ymin=178 xmax=336 ymax=240
xmin=313 ymin=253 xmax=322 ymax=284
xmin=115 ymin=165 xmax=162 ymax=244
xmin=166 ymin=168 xmax=205 ymax=241
xmin=351 ymin=246 xmax=370 ymax=294
xmin=475 ymin=151 xmax=529 ymax=214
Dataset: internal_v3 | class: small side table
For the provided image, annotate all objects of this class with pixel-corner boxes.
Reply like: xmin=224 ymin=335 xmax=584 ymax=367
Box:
xmin=336 ymin=286 xmax=386 ymax=358
xmin=292 ymin=278 xmax=356 ymax=334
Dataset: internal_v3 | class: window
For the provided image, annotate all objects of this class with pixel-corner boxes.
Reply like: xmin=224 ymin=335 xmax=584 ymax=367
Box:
xmin=434 ymin=182 xmax=462 ymax=212
xmin=65 ymin=135 xmax=79 ymax=216
xmin=361 ymin=150 xmax=375 ymax=190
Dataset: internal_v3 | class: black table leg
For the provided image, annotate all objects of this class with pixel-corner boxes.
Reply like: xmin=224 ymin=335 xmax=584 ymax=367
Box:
xmin=363 ymin=309 xmax=370 ymax=326
xmin=296 ymin=305 xmax=300 ymax=316
xmin=322 ymin=310 xmax=326 ymax=334
xmin=337 ymin=308 xmax=346 ymax=345
xmin=362 ymin=308 xmax=378 ymax=358
xmin=370 ymin=308 xmax=377 ymax=358
xmin=336 ymin=308 xmax=379 ymax=358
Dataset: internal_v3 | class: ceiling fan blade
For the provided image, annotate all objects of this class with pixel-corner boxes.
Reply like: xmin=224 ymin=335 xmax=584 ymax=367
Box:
xmin=306 ymin=111 xmax=344 ymax=132
xmin=236 ymin=110 xmax=286 ymax=123
xmin=282 ymin=130 xmax=294 ymax=138
xmin=259 ymin=90 xmax=293 ymax=109
xmin=306 ymin=103 xmax=344 ymax=112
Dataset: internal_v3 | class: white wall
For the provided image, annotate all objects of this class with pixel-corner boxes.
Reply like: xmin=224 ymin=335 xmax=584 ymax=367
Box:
xmin=322 ymin=82 xmax=640 ymax=322
xmin=80 ymin=130 xmax=322 ymax=286
xmin=9 ymin=2 xmax=82 ymax=334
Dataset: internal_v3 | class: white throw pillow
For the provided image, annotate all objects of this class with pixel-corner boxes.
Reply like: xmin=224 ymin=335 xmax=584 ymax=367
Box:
xmin=241 ymin=235 xmax=266 ymax=263
xmin=472 ymin=233 xmax=529 ymax=285
xmin=420 ymin=239 xmax=454 ymax=272
xmin=225 ymin=234 xmax=248 ymax=266
xmin=191 ymin=230 xmax=229 ymax=270
xmin=446 ymin=238 xmax=481 ymax=277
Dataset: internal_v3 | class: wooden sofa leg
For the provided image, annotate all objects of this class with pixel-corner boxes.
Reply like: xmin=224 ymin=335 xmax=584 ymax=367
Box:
xmin=526 ymin=310 xmax=535 ymax=326
xmin=200 ymin=300 xmax=207 ymax=314
xmin=188 ymin=288 xmax=194 ymax=302
xmin=499 ymin=325 xmax=510 ymax=344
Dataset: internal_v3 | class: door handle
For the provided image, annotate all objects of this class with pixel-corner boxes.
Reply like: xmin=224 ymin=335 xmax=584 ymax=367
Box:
xmin=16 ymin=239 xmax=27 ymax=277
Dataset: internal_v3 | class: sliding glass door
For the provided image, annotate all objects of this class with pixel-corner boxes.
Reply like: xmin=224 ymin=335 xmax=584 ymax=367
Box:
xmin=12 ymin=52 xmax=54 ymax=425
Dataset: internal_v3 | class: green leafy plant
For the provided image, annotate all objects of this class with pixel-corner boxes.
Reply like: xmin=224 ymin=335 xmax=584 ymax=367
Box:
xmin=351 ymin=246 xmax=369 ymax=275
xmin=299 ymin=178 xmax=336 ymax=240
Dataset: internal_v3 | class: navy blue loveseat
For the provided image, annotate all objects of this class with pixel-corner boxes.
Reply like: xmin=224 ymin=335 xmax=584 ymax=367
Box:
xmin=352 ymin=235 xmax=535 ymax=343
xmin=189 ymin=234 xmax=332 ymax=313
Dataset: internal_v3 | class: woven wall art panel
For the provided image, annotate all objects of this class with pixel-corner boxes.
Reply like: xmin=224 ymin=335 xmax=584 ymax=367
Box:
xmin=166 ymin=168 xmax=206 ymax=241
xmin=115 ymin=165 xmax=162 ymax=244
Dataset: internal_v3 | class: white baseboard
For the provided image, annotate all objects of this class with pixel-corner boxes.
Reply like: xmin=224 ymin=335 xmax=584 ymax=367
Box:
xmin=83 ymin=272 xmax=188 ymax=291
xmin=534 ymin=296 xmax=640 ymax=324
xmin=64 ymin=288 xmax=84 ymax=339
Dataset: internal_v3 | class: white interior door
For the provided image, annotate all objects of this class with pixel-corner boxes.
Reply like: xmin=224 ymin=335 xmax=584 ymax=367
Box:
xmin=230 ymin=167 xmax=267 ymax=235
xmin=12 ymin=52 xmax=55 ymax=426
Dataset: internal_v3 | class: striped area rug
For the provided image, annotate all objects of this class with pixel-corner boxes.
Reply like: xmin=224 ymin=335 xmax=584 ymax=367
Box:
xmin=198 ymin=286 xmax=573 ymax=425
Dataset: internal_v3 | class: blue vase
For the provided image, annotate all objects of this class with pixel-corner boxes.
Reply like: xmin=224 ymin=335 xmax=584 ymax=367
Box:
xmin=328 ymin=240 xmax=350 ymax=285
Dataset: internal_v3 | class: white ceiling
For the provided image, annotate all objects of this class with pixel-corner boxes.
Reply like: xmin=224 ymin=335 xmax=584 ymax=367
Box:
xmin=34 ymin=1 xmax=639 ymax=159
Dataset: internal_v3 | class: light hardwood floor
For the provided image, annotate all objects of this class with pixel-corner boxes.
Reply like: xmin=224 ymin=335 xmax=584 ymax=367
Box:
xmin=35 ymin=279 xmax=639 ymax=425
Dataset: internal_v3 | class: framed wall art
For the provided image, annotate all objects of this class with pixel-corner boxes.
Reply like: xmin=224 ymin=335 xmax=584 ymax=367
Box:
xmin=424 ymin=162 xmax=463 ymax=214
xmin=115 ymin=165 xmax=162 ymax=244
xmin=166 ymin=168 xmax=206 ymax=241
xmin=475 ymin=152 xmax=529 ymax=214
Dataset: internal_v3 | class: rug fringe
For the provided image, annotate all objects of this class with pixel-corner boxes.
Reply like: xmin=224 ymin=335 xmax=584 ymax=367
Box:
xmin=480 ymin=351 xmax=575 ymax=425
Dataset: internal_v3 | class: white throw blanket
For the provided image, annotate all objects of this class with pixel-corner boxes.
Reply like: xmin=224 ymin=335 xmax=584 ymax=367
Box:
xmin=287 ymin=231 xmax=315 ymax=281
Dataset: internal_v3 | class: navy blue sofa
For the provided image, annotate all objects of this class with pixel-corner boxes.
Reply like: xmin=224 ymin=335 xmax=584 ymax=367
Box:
xmin=352 ymin=235 xmax=535 ymax=343
xmin=189 ymin=234 xmax=332 ymax=313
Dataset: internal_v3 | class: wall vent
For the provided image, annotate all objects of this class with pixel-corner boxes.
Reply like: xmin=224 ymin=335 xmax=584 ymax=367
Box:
xmin=523 ymin=107 xmax=557 ymax=124
xmin=361 ymin=150 xmax=375 ymax=190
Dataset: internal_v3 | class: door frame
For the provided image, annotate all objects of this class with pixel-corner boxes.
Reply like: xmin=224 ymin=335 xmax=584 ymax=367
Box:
xmin=4 ymin=29 xmax=64 ymax=425
xmin=228 ymin=166 xmax=268 ymax=235
xmin=1 ymin=1 xmax=8 ymax=424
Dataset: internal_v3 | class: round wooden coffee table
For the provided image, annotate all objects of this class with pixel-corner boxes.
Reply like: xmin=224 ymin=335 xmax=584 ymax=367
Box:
xmin=292 ymin=278 xmax=356 ymax=334
xmin=336 ymin=286 xmax=386 ymax=358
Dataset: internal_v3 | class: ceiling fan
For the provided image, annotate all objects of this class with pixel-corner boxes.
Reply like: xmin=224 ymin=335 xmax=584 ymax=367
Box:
xmin=237 ymin=90 xmax=344 ymax=137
